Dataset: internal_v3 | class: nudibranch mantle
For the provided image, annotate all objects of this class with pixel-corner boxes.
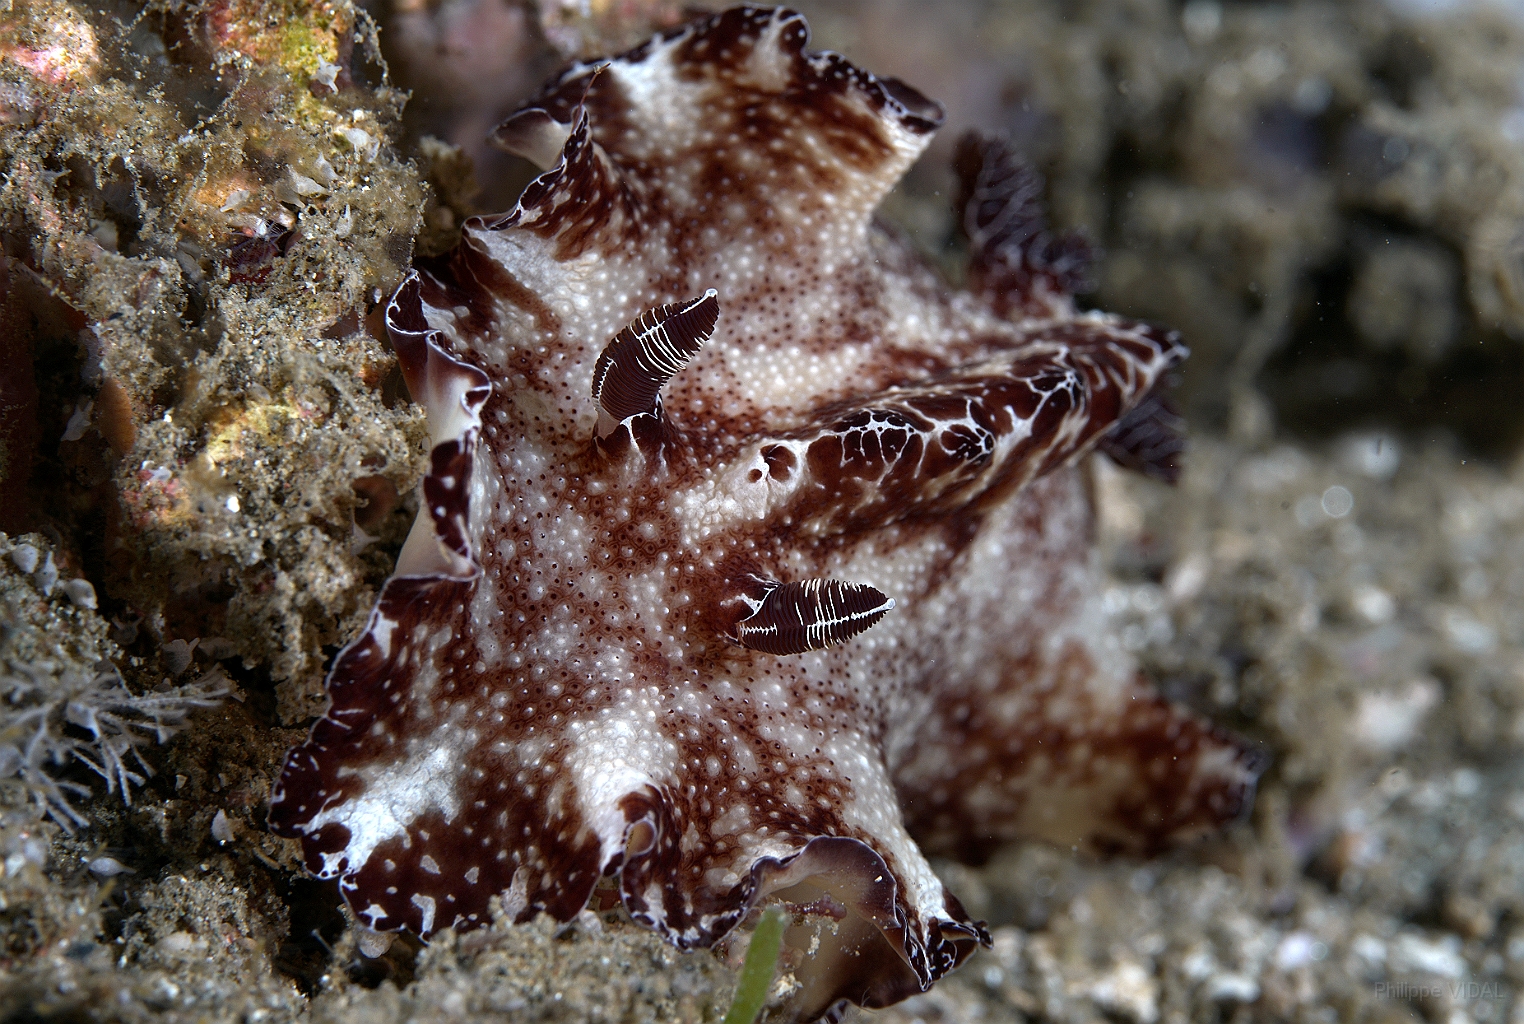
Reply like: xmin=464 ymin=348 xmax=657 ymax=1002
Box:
xmin=270 ymin=7 xmax=1261 ymax=1019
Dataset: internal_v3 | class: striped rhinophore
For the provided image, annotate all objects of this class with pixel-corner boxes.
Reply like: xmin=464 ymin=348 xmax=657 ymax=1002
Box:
xmin=733 ymin=576 xmax=895 ymax=655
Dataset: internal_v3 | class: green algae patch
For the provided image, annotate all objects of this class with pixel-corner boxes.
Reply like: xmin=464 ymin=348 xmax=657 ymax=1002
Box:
xmin=275 ymin=10 xmax=342 ymax=76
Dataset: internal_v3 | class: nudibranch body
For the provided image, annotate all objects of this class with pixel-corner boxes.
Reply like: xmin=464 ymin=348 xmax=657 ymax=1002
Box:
xmin=270 ymin=7 xmax=1261 ymax=1019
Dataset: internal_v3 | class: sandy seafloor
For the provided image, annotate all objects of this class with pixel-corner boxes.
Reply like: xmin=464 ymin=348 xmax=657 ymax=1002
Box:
xmin=2 ymin=0 xmax=1524 ymax=1021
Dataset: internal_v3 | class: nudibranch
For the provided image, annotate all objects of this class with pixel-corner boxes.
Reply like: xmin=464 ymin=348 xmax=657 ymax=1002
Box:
xmin=269 ymin=7 xmax=1261 ymax=1019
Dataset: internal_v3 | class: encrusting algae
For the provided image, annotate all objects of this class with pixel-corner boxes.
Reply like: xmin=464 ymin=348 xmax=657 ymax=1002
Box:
xmin=3 ymin=0 xmax=429 ymax=724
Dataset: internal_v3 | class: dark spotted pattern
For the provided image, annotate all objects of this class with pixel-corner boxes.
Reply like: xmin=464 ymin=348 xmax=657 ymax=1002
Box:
xmin=269 ymin=8 xmax=1262 ymax=1022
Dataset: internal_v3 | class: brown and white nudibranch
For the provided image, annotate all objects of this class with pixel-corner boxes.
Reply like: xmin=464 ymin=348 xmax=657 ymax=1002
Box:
xmin=269 ymin=7 xmax=1263 ymax=1019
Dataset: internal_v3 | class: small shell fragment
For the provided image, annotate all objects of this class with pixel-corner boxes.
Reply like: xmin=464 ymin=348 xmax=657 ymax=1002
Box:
xmin=211 ymin=809 xmax=234 ymax=844
xmin=10 ymin=543 xmax=38 ymax=574
xmin=62 ymin=578 xmax=97 ymax=610
xmin=355 ymin=927 xmax=393 ymax=958
xmin=335 ymin=126 xmax=378 ymax=161
xmin=88 ymin=856 xmax=135 ymax=877
xmin=289 ymin=171 xmax=328 ymax=197
xmin=311 ymin=155 xmax=337 ymax=184
xmin=157 ymin=931 xmax=205 ymax=954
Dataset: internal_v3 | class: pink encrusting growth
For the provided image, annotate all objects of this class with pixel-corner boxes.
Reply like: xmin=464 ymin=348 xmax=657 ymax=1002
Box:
xmin=269 ymin=7 xmax=1263 ymax=1020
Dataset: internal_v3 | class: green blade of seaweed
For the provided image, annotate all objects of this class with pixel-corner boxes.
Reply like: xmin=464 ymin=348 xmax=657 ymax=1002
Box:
xmin=722 ymin=906 xmax=787 ymax=1024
